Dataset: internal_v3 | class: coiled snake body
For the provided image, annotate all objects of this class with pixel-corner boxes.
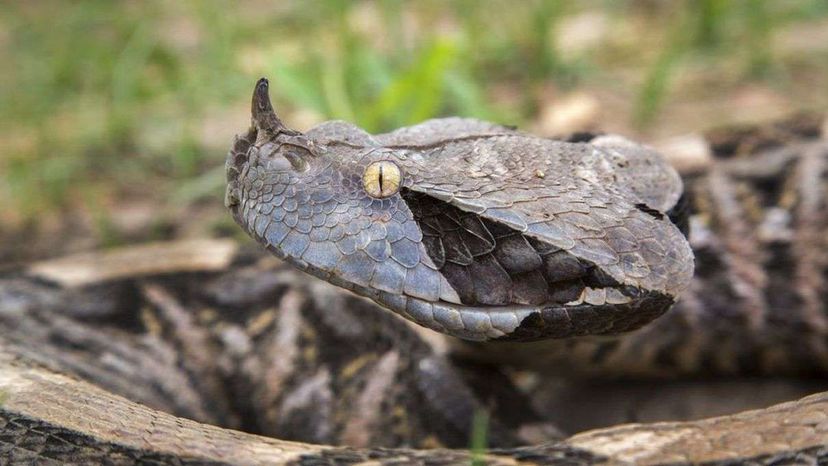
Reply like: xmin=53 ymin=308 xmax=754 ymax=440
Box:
xmin=1 ymin=79 xmax=827 ymax=464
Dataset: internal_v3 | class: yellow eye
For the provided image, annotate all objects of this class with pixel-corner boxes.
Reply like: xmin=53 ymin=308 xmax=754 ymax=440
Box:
xmin=363 ymin=160 xmax=402 ymax=198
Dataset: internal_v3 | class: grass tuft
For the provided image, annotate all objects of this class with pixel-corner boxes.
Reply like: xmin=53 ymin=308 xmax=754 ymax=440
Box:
xmin=470 ymin=407 xmax=490 ymax=466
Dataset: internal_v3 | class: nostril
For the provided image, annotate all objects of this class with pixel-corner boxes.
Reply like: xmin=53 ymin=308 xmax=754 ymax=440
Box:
xmin=224 ymin=185 xmax=240 ymax=208
xmin=283 ymin=149 xmax=308 ymax=172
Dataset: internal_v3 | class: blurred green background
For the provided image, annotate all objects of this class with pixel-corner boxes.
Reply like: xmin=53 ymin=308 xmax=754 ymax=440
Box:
xmin=1 ymin=0 xmax=826 ymax=261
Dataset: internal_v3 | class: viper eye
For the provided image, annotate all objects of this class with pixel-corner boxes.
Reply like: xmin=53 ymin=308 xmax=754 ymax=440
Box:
xmin=363 ymin=161 xmax=402 ymax=198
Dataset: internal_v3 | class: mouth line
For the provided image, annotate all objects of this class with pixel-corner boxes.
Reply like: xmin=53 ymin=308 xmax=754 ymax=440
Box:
xmin=371 ymin=285 xmax=668 ymax=341
xmin=398 ymin=284 xmax=637 ymax=314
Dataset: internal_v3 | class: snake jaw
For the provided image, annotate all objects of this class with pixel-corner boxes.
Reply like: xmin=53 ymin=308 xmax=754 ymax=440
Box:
xmin=364 ymin=281 xmax=674 ymax=342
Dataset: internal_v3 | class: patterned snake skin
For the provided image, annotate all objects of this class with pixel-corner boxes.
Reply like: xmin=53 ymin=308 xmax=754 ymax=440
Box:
xmin=225 ymin=78 xmax=694 ymax=342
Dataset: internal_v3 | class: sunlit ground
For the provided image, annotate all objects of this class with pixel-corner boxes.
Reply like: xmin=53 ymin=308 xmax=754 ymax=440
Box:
xmin=1 ymin=0 xmax=826 ymax=261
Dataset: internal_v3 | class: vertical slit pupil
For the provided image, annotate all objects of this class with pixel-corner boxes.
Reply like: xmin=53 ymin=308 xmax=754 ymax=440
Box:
xmin=378 ymin=164 xmax=384 ymax=192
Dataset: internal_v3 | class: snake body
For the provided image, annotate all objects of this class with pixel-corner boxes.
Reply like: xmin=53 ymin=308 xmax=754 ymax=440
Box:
xmin=1 ymin=80 xmax=827 ymax=464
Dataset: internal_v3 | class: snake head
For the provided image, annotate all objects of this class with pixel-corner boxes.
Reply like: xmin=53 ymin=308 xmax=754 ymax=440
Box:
xmin=227 ymin=78 xmax=694 ymax=342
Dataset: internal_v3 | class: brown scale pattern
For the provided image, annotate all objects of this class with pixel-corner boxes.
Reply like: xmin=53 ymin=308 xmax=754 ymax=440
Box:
xmin=404 ymin=190 xmax=614 ymax=307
